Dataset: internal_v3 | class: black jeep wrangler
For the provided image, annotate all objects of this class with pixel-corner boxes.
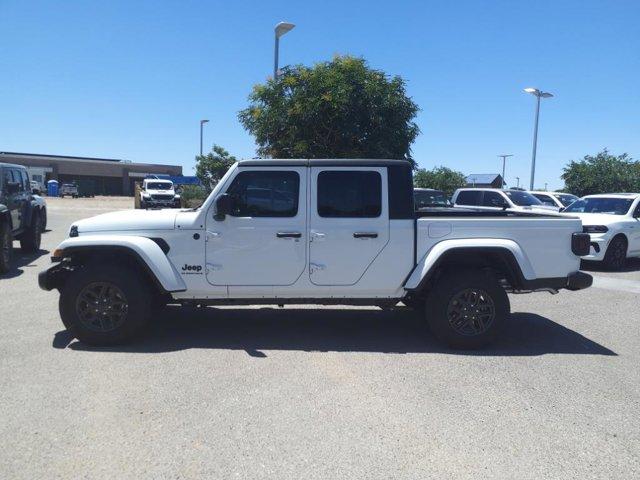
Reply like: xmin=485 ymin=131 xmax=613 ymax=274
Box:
xmin=0 ymin=163 xmax=46 ymax=273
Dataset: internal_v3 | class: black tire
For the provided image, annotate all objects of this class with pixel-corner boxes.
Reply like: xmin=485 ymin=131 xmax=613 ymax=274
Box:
xmin=40 ymin=208 xmax=47 ymax=231
xmin=20 ymin=211 xmax=41 ymax=253
xmin=0 ymin=221 xmax=13 ymax=274
xmin=603 ymin=235 xmax=627 ymax=270
xmin=425 ymin=268 xmax=510 ymax=349
xmin=140 ymin=200 xmax=147 ymax=210
xmin=59 ymin=264 xmax=151 ymax=345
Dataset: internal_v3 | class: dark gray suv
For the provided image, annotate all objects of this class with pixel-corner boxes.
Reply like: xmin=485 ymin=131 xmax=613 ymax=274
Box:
xmin=0 ymin=163 xmax=46 ymax=273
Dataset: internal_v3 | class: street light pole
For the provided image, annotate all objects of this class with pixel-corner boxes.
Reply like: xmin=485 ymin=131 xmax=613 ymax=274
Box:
xmin=524 ymin=87 xmax=554 ymax=190
xmin=274 ymin=22 xmax=295 ymax=79
xmin=516 ymin=176 xmax=520 ymax=188
xmin=199 ymin=119 xmax=209 ymax=156
xmin=498 ymin=154 xmax=513 ymax=189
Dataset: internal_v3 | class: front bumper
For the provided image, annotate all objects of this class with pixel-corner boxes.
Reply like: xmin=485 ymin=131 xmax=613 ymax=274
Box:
xmin=38 ymin=263 xmax=68 ymax=291
xmin=580 ymin=231 xmax=612 ymax=261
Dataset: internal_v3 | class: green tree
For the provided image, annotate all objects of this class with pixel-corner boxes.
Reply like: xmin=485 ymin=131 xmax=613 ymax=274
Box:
xmin=413 ymin=166 xmax=467 ymax=196
xmin=561 ymin=149 xmax=640 ymax=196
xmin=238 ymin=55 xmax=420 ymax=165
xmin=195 ymin=145 xmax=237 ymax=191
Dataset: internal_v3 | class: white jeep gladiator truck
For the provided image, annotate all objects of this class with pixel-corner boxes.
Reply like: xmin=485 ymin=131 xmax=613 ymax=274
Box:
xmin=39 ymin=159 xmax=592 ymax=349
xmin=140 ymin=178 xmax=181 ymax=209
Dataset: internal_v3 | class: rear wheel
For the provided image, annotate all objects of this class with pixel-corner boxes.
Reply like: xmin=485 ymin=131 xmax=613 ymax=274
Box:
xmin=425 ymin=268 xmax=509 ymax=349
xmin=59 ymin=264 xmax=152 ymax=345
xmin=20 ymin=211 xmax=41 ymax=253
xmin=0 ymin=222 xmax=13 ymax=274
xmin=603 ymin=236 xmax=627 ymax=270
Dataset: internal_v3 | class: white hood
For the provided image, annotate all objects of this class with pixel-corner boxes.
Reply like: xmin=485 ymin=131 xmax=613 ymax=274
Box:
xmin=562 ymin=212 xmax=625 ymax=226
xmin=75 ymin=209 xmax=178 ymax=233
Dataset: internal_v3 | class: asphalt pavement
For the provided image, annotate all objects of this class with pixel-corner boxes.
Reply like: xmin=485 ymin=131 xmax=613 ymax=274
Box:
xmin=1 ymin=197 xmax=639 ymax=479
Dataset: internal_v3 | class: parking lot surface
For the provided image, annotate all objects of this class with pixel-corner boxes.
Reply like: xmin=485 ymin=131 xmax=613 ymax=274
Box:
xmin=1 ymin=197 xmax=639 ymax=479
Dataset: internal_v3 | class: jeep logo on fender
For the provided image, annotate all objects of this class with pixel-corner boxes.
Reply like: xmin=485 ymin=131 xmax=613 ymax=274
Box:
xmin=181 ymin=264 xmax=203 ymax=274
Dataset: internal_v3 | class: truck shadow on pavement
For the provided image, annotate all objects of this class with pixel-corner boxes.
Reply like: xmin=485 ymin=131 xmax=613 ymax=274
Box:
xmin=54 ymin=306 xmax=616 ymax=357
xmin=581 ymin=258 xmax=640 ymax=273
xmin=0 ymin=249 xmax=49 ymax=280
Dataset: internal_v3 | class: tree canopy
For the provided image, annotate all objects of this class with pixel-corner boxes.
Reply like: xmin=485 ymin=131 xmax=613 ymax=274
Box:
xmin=238 ymin=55 xmax=420 ymax=165
xmin=413 ymin=166 xmax=467 ymax=196
xmin=194 ymin=145 xmax=237 ymax=191
xmin=561 ymin=149 xmax=640 ymax=196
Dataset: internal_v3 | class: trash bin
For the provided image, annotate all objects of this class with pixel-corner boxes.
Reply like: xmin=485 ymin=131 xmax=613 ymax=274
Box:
xmin=47 ymin=179 xmax=59 ymax=197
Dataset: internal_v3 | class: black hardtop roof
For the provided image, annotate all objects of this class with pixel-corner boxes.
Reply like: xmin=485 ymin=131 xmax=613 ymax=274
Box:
xmin=237 ymin=159 xmax=411 ymax=167
xmin=0 ymin=162 xmax=27 ymax=170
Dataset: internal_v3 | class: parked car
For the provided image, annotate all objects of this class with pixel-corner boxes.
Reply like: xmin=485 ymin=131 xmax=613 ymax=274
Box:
xmin=139 ymin=179 xmax=181 ymax=209
xmin=40 ymin=159 xmax=592 ymax=349
xmin=562 ymin=193 xmax=640 ymax=269
xmin=59 ymin=183 xmax=79 ymax=198
xmin=414 ymin=188 xmax=451 ymax=210
xmin=0 ymin=163 xmax=46 ymax=273
xmin=30 ymin=180 xmax=42 ymax=194
xmin=530 ymin=191 xmax=579 ymax=209
xmin=451 ymin=188 xmax=560 ymax=213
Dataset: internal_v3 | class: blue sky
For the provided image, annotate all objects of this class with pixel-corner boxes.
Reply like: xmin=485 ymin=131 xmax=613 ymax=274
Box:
xmin=1 ymin=0 xmax=638 ymax=190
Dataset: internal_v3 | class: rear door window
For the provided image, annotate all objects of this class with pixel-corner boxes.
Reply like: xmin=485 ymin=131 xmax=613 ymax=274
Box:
xmin=455 ymin=191 xmax=481 ymax=206
xmin=317 ymin=171 xmax=381 ymax=218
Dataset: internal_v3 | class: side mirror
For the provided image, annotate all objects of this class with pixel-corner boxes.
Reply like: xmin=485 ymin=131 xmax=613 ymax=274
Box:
xmin=214 ymin=194 xmax=234 ymax=221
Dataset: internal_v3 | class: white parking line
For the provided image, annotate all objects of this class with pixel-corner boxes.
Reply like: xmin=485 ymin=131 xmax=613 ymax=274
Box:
xmin=591 ymin=276 xmax=640 ymax=294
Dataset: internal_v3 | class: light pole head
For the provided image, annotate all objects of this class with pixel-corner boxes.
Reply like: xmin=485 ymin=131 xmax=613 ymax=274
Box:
xmin=200 ymin=119 xmax=209 ymax=125
xmin=524 ymin=87 xmax=554 ymax=98
xmin=275 ymin=22 xmax=295 ymax=38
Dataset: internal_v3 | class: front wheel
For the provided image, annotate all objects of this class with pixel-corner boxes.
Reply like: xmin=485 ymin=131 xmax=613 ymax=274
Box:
xmin=425 ymin=269 xmax=510 ymax=349
xmin=59 ymin=264 xmax=151 ymax=345
xmin=603 ymin=236 xmax=627 ymax=270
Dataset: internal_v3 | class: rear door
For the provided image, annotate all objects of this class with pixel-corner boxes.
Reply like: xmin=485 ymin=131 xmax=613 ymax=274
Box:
xmin=308 ymin=167 xmax=389 ymax=286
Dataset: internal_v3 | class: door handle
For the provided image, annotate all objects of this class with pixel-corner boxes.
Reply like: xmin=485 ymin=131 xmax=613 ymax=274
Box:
xmin=276 ymin=232 xmax=302 ymax=238
xmin=353 ymin=232 xmax=378 ymax=239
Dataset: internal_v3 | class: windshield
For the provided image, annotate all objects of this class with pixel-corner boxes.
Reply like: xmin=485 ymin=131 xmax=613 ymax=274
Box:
xmin=504 ymin=190 xmax=543 ymax=206
xmin=564 ymin=197 xmax=633 ymax=215
xmin=414 ymin=190 xmax=449 ymax=208
xmin=147 ymin=182 xmax=172 ymax=190
xmin=556 ymin=194 xmax=578 ymax=207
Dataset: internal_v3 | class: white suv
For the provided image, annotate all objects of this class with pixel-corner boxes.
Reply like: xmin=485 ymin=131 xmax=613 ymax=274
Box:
xmin=562 ymin=193 xmax=640 ymax=269
xmin=451 ymin=188 xmax=559 ymax=213
xmin=530 ymin=191 xmax=579 ymax=209
xmin=140 ymin=179 xmax=180 ymax=209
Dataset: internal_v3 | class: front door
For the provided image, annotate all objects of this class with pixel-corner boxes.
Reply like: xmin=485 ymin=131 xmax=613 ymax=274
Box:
xmin=308 ymin=167 xmax=389 ymax=286
xmin=205 ymin=167 xmax=307 ymax=286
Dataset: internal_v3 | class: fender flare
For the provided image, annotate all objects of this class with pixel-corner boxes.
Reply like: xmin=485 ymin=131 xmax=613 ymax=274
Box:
xmin=54 ymin=235 xmax=187 ymax=292
xmin=403 ymin=238 xmax=536 ymax=291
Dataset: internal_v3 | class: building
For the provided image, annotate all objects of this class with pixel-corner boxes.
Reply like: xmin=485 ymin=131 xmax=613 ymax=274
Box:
xmin=0 ymin=152 xmax=182 ymax=196
xmin=466 ymin=173 xmax=504 ymax=188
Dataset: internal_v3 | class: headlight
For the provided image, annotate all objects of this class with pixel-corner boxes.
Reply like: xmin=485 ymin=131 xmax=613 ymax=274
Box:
xmin=583 ymin=225 xmax=608 ymax=233
xmin=174 ymin=194 xmax=181 ymax=199
xmin=69 ymin=225 xmax=78 ymax=237
xmin=142 ymin=193 xmax=151 ymax=198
